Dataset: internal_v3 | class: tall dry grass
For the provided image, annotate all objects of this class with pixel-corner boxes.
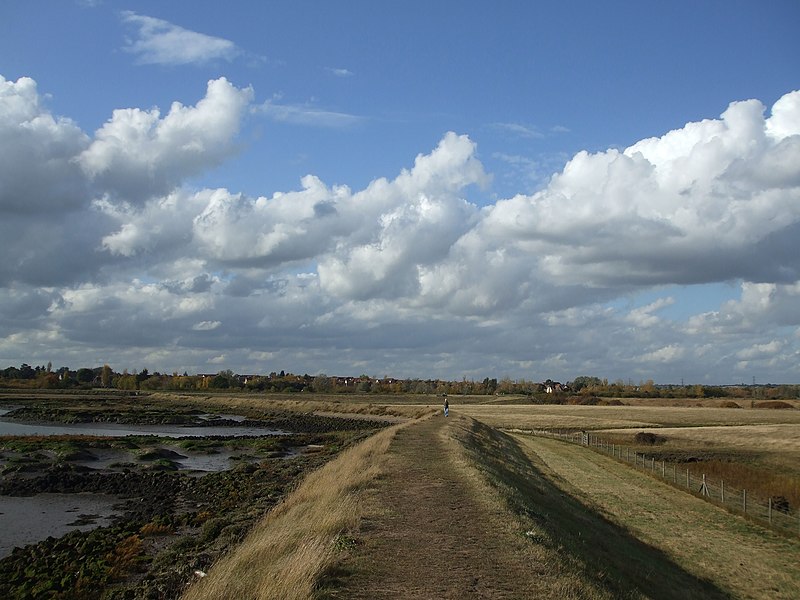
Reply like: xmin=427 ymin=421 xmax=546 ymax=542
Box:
xmin=182 ymin=418 xmax=415 ymax=600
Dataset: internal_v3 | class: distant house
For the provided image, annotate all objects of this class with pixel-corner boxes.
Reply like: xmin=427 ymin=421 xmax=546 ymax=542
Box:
xmin=543 ymin=379 xmax=571 ymax=394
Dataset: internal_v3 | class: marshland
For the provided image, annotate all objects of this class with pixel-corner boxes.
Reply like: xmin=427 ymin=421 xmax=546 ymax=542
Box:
xmin=1 ymin=389 xmax=799 ymax=599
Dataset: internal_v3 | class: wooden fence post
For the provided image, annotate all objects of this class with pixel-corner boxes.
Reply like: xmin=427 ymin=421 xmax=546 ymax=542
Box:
xmin=721 ymin=480 xmax=725 ymax=504
xmin=686 ymin=469 xmax=690 ymax=488
xmin=662 ymin=461 xmax=666 ymax=477
xmin=743 ymin=489 xmax=747 ymax=514
xmin=769 ymin=497 xmax=772 ymax=524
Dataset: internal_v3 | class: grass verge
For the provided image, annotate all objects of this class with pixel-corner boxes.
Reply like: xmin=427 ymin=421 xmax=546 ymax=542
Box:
xmin=181 ymin=417 xmax=419 ymax=600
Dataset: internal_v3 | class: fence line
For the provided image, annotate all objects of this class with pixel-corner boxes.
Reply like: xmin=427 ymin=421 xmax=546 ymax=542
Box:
xmin=513 ymin=428 xmax=800 ymax=537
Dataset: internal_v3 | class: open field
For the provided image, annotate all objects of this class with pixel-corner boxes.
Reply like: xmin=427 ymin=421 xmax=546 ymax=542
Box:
xmin=460 ymin=402 xmax=800 ymax=505
xmin=456 ymin=402 xmax=800 ymax=430
xmin=601 ymin=423 xmax=800 ymax=452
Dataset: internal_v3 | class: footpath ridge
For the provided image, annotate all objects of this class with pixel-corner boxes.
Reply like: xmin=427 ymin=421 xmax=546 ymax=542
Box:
xmin=329 ymin=414 xmax=543 ymax=599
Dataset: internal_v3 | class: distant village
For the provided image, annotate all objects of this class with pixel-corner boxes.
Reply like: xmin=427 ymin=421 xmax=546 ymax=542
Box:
xmin=2 ymin=363 xmax=798 ymax=399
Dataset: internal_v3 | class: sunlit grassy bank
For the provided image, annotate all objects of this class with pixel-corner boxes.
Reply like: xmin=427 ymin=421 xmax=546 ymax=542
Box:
xmin=181 ymin=416 xmax=423 ymax=600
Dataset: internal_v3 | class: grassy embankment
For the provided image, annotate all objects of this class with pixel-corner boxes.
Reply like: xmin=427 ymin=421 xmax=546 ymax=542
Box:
xmin=181 ymin=412 xmax=425 ymax=600
xmin=511 ymin=434 xmax=800 ymax=599
xmin=182 ymin=399 xmax=794 ymax=598
xmin=452 ymin=417 xmax=732 ymax=599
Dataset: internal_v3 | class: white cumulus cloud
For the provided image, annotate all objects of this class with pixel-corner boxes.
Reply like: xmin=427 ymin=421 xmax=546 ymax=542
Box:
xmin=2 ymin=77 xmax=800 ymax=382
xmin=80 ymin=78 xmax=253 ymax=203
xmin=0 ymin=75 xmax=89 ymax=213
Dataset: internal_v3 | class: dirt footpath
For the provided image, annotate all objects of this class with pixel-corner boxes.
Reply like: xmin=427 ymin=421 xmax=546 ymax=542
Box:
xmin=326 ymin=414 xmax=546 ymax=599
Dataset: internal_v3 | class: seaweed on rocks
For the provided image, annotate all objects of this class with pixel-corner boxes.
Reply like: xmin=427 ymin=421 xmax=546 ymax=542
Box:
xmin=0 ymin=426 xmax=379 ymax=599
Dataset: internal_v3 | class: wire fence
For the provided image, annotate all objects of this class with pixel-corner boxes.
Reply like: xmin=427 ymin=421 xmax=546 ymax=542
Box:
xmin=517 ymin=428 xmax=800 ymax=538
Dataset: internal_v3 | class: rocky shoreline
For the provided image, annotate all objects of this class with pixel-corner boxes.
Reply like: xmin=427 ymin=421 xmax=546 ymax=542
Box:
xmin=0 ymin=397 xmax=389 ymax=599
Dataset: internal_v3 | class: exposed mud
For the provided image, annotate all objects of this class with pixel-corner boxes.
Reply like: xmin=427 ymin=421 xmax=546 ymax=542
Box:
xmin=0 ymin=395 xmax=390 ymax=599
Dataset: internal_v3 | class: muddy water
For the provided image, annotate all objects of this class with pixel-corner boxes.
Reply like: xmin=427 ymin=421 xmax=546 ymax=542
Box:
xmin=0 ymin=419 xmax=284 ymax=438
xmin=0 ymin=408 xmax=289 ymax=556
xmin=0 ymin=493 xmax=119 ymax=559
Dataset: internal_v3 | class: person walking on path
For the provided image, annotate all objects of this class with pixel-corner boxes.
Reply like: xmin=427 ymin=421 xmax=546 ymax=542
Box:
xmin=443 ymin=398 xmax=449 ymax=417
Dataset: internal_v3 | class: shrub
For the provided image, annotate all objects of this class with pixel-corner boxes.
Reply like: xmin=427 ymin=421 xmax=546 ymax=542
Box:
xmin=770 ymin=495 xmax=791 ymax=514
xmin=754 ymin=401 xmax=794 ymax=409
xmin=719 ymin=401 xmax=741 ymax=408
xmin=634 ymin=432 xmax=667 ymax=445
xmin=105 ymin=535 xmax=144 ymax=581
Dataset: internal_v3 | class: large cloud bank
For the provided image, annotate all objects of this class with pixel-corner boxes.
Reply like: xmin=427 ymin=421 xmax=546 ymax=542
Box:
xmin=1 ymin=73 xmax=799 ymax=380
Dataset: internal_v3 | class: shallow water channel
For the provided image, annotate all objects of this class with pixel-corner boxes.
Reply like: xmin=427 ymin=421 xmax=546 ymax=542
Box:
xmin=0 ymin=408 xmax=287 ymax=559
xmin=0 ymin=419 xmax=283 ymax=438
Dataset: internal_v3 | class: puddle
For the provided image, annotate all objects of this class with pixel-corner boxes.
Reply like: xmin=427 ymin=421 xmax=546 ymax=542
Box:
xmin=0 ymin=493 xmax=120 ymax=559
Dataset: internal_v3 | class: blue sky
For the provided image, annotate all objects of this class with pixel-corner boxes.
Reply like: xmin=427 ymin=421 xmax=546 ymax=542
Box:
xmin=1 ymin=1 xmax=799 ymax=383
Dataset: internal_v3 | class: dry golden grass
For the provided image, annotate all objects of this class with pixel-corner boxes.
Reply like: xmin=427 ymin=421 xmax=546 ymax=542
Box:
xmin=458 ymin=403 xmax=800 ymax=431
xmin=600 ymin=423 xmax=800 ymax=498
xmin=182 ymin=418 xmax=414 ymax=600
xmin=621 ymin=397 xmax=800 ymax=409
xmin=602 ymin=423 xmax=800 ymax=454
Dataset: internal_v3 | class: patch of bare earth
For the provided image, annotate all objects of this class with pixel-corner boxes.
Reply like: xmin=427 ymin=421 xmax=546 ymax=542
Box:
xmin=325 ymin=415 xmax=577 ymax=599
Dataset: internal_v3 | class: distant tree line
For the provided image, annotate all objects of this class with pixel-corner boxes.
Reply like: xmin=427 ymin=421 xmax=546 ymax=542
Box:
xmin=1 ymin=364 xmax=799 ymax=399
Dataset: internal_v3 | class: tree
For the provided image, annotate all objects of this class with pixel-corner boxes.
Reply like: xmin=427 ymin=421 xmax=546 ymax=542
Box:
xmin=570 ymin=376 xmax=602 ymax=392
xmin=312 ymin=375 xmax=331 ymax=393
xmin=210 ymin=374 xmax=230 ymax=389
xmin=76 ymin=368 xmax=95 ymax=383
xmin=101 ymin=364 xmax=112 ymax=387
xmin=113 ymin=374 xmax=137 ymax=390
xmin=40 ymin=373 xmax=60 ymax=389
